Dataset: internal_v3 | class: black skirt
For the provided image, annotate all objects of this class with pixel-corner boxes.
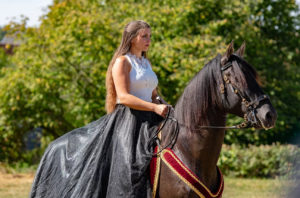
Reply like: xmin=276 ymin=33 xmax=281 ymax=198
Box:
xmin=30 ymin=104 xmax=164 ymax=198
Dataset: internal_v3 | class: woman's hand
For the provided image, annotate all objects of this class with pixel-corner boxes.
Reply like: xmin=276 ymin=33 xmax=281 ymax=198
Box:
xmin=154 ymin=104 xmax=169 ymax=118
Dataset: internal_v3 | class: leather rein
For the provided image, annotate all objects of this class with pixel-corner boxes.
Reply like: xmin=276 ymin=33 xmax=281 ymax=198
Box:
xmin=151 ymin=55 xmax=270 ymax=155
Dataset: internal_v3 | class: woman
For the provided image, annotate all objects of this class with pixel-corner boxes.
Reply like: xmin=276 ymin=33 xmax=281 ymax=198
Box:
xmin=30 ymin=20 xmax=169 ymax=198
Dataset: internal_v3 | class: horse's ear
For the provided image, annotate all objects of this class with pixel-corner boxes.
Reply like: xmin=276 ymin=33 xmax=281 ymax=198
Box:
xmin=221 ymin=40 xmax=234 ymax=65
xmin=235 ymin=41 xmax=246 ymax=57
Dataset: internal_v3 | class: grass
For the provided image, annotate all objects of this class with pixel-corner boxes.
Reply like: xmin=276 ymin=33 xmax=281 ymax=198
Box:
xmin=0 ymin=172 xmax=34 ymax=198
xmin=223 ymin=177 xmax=291 ymax=198
xmin=0 ymin=172 xmax=293 ymax=198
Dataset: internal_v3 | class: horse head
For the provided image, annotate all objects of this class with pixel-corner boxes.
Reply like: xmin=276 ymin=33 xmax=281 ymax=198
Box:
xmin=220 ymin=41 xmax=277 ymax=129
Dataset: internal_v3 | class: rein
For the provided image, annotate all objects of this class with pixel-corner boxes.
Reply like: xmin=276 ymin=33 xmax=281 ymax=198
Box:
xmin=150 ymin=106 xmax=180 ymax=157
xmin=151 ymin=55 xmax=270 ymax=154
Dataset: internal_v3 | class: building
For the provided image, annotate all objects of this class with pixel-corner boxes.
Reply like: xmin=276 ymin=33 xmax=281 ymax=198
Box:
xmin=0 ymin=35 xmax=21 ymax=55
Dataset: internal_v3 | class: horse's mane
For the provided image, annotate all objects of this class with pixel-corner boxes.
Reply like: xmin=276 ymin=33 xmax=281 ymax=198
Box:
xmin=174 ymin=53 xmax=259 ymax=130
xmin=174 ymin=54 xmax=223 ymax=128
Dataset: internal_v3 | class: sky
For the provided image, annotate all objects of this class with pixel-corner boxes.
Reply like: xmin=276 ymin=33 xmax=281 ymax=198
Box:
xmin=0 ymin=0 xmax=300 ymax=27
xmin=0 ymin=0 xmax=53 ymax=27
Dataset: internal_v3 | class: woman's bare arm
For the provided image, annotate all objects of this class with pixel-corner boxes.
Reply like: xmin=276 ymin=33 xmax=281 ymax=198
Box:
xmin=112 ymin=56 xmax=168 ymax=116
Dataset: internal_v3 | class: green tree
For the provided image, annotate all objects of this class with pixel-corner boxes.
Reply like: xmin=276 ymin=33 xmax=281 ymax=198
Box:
xmin=0 ymin=27 xmax=6 ymax=41
xmin=219 ymin=0 xmax=300 ymax=145
xmin=0 ymin=0 xmax=299 ymax=162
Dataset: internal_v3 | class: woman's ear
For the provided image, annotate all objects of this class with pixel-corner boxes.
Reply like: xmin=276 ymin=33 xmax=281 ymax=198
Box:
xmin=131 ymin=35 xmax=137 ymax=46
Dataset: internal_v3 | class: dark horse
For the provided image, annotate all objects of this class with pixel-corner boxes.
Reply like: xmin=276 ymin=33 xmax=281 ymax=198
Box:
xmin=155 ymin=42 xmax=277 ymax=198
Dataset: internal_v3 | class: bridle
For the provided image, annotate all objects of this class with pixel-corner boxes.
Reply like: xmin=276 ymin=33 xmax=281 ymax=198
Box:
xmin=151 ymin=54 xmax=270 ymax=155
xmin=219 ymin=54 xmax=270 ymax=129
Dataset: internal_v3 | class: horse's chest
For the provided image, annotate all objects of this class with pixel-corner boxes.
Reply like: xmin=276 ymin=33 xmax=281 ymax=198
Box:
xmin=152 ymin=146 xmax=224 ymax=198
xmin=159 ymin=163 xmax=198 ymax=198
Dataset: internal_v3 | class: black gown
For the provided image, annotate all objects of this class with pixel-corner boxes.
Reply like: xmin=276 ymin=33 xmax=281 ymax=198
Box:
xmin=29 ymin=104 xmax=164 ymax=198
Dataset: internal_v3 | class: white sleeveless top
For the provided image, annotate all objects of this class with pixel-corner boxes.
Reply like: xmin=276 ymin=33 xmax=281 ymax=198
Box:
xmin=116 ymin=52 xmax=158 ymax=103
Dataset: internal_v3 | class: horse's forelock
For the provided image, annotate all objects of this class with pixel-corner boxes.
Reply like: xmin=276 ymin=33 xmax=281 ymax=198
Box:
xmin=230 ymin=55 xmax=260 ymax=88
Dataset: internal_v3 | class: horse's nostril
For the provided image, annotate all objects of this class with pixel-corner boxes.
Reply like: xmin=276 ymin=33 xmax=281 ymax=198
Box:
xmin=265 ymin=112 xmax=272 ymax=121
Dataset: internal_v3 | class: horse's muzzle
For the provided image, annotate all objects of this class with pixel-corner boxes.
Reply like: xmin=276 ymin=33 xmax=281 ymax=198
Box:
xmin=255 ymin=103 xmax=277 ymax=130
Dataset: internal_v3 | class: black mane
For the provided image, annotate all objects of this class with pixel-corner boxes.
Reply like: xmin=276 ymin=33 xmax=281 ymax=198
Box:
xmin=174 ymin=53 xmax=259 ymax=129
xmin=174 ymin=54 xmax=223 ymax=128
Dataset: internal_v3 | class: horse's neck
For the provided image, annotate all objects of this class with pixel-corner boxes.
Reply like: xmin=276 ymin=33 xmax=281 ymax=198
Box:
xmin=163 ymin=59 xmax=226 ymax=191
xmin=168 ymin=102 xmax=226 ymax=191
xmin=173 ymin=107 xmax=226 ymax=167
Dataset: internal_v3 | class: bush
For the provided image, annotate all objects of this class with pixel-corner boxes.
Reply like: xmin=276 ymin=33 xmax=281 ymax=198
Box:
xmin=218 ymin=144 xmax=300 ymax=178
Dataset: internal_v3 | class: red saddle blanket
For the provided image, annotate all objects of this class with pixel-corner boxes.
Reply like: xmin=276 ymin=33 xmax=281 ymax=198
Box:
xmin=150 ymin=146 xmax=224 ymax=198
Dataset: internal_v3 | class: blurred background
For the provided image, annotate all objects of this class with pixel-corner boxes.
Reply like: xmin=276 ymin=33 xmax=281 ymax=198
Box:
xmin=0 ymin=0 xmax=299 ymax=197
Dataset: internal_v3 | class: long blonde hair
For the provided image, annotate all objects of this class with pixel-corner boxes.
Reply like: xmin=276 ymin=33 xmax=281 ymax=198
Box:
xmin=105 ymin=20 xmax=151 ymax=113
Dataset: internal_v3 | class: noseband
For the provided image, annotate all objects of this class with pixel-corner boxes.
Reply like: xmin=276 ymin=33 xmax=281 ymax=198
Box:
xmin=220 ymin=54 xmax=269 ymax=129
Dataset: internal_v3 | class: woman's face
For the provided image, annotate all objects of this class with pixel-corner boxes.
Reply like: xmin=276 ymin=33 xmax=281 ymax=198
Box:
xmin=131 ymin=28 xmax=151 ymax=52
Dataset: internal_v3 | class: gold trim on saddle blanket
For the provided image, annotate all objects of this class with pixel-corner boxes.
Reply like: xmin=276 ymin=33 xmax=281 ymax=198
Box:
xmin=151 ymin=131 xmax=161 ymax=198
xmin=151 ymin=131 xmax=224 ymax=198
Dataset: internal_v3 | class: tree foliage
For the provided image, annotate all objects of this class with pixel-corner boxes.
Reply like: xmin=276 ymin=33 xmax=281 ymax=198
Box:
xmin=0 ymin=0 xmax=299 ymax=162
xmin=0 ymin=28 xmax=6 ymax=41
